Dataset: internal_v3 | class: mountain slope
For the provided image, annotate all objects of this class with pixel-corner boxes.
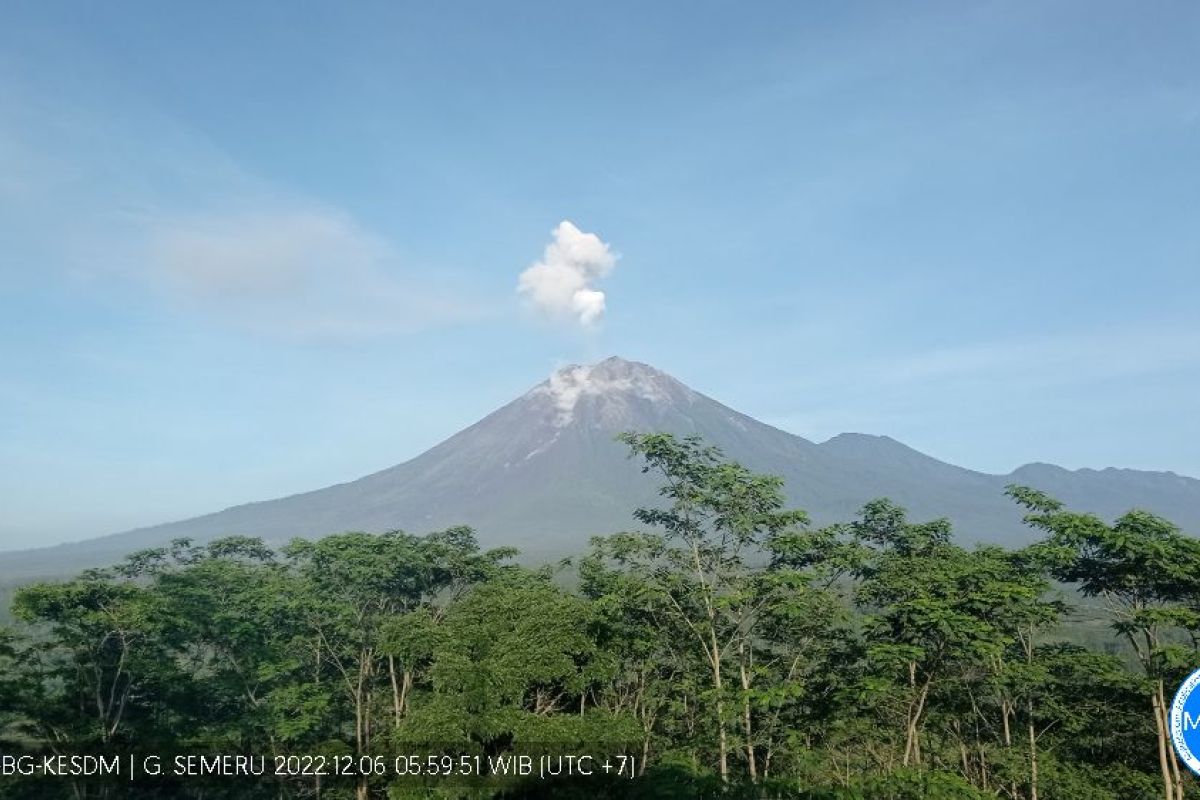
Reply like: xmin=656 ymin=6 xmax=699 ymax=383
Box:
xmin=3 ymin=357 xmax=1198 ymax=578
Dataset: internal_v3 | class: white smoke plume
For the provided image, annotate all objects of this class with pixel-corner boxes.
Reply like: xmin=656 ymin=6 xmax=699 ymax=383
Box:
xmin=517 ymin=220 xmax=616 ymax=326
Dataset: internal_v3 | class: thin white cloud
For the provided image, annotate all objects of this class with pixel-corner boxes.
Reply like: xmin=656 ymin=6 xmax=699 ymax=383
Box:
xmin=144 ymin=208 xmax=477 ymax=340
xmin=517 ymin=220 xmax=616 ymax=326
xmin=149 ymin=210 xmax=370 ymax=300
xmin=0 ymin=77 xmax=483 ymax=341
xmin=879 ymin=327 xmax=1200 ymax=386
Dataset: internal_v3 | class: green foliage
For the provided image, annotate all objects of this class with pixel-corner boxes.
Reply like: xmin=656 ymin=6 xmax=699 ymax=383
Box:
xmin=855 ymin=768 xmax=991 ymax=799
xmin=1010 ymin=484 xmax=1200 ymax=797
xmin=408 ymin=571 xmax=628 ymax=749
xmin=3 ymin=437 xmax=1197 ymax=798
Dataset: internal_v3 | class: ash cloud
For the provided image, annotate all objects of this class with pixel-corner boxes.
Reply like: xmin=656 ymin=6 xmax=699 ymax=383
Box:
xmin=517 ymin=220 xmax=616 ymax=326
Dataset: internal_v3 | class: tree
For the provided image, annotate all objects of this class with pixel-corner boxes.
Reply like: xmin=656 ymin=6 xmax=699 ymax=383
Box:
xmin=0 ymin=627 xmax=34 ymax=746
xmin=412 ymin=570 xmax=624 ymax=750
xmin=12 ymin=571 xmax=168 ymax=749
xmin=142 ymin=539 xmax=294 ymax=746
xmin=587 ymin=432 xmax=808 ymax=783
xmin=579 ymin=543 xmax=688 ymax=775
xmin=1009 ymin=485 xmax=1200 ymax=800
xmin=852 ymin=501 xmax=1032 ymax=772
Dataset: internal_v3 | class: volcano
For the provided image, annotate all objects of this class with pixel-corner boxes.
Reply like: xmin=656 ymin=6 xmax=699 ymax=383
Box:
xmin=3 ymin=356 xmax=1198 ymax=578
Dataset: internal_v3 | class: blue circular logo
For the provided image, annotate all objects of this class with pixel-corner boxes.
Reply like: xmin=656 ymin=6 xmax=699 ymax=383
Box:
xmin=1172 ymin=667 xmax=1200 ymax=776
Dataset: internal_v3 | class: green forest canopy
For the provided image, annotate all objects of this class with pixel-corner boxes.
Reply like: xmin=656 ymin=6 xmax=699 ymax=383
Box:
xmin=2 ymin=432 xmax=1199 ymax=800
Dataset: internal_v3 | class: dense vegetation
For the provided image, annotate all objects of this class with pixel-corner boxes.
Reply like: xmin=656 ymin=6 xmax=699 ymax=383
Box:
xmin=2 ymin=433 xmax=1198 ymax=799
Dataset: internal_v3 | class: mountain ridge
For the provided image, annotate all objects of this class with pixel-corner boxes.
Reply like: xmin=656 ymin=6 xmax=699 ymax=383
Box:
xmin=2 ymin=356 xmax=1197 ymax=579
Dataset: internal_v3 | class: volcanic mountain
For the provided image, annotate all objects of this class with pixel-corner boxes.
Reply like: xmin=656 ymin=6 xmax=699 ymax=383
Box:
xmin=3 ymin=356 xmax=1198 ymax=578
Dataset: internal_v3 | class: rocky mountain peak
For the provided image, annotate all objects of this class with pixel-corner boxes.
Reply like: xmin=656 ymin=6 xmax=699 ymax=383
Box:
xmin=529 ymin=356 xmax=687 ymax=428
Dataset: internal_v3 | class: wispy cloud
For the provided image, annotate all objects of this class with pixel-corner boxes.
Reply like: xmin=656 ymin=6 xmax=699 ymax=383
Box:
xmin=517 ymin=220 xmax=616 ymax=326
xmin=1 ymin=78 xmax=482 ymax=341
xmin=879 ymin=326 xmax=1200 ymax=386
xmin=143 ymin=208 xmax=478 ymax=340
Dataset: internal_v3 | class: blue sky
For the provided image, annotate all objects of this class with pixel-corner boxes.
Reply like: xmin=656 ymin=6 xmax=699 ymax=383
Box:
xmin=1 ymin=1 xmax=1197 ymax=549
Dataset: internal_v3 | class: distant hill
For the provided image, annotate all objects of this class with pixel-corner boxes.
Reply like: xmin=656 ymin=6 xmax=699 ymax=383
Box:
xmin=2 ymin=356 xmax=1197 ymax=579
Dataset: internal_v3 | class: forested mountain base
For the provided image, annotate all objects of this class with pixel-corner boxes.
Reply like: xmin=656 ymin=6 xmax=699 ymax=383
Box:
xmin=2 ymin=433 xmax=1198 ymax=799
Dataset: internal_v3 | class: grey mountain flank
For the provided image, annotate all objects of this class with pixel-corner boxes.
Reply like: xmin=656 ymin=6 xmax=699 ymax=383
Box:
xmin=3 ymin=357 xmax=1197 ymax=579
